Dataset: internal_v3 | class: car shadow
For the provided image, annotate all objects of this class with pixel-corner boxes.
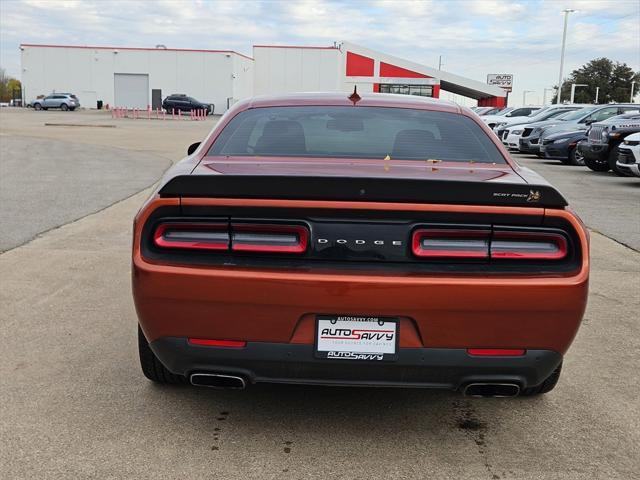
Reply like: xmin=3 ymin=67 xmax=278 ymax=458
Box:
xmin=144 ymin=381 xmax=548 ymax=452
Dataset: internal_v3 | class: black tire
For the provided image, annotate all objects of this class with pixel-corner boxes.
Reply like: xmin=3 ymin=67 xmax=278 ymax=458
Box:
xmin=520 ymin=363 xmax=562 ymax=396
xmin=607 ymin=143 xmax=626 ymax=176
xmin=69 ymin=107 xmax=76 ymax=111
xmin=568 ymin=147 xmax=585 ymax=166
xmin=585 ymin=155 xmax=610 ymax=172
xmin=60 ymin=103 xmax=68 ymax=111
xmin=34 ymin=103 xmax=42 ymax=111
xmin=138 ymin=326 xmax=188 ymax=384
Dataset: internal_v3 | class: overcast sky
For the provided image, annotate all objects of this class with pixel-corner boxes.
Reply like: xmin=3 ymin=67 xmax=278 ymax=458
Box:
xmin=1 ymin=0 xmax=638 ymax=106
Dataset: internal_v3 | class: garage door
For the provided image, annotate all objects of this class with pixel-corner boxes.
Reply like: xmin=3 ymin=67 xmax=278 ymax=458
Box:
xmin=114 ymin=73 xmax=149 ymax=109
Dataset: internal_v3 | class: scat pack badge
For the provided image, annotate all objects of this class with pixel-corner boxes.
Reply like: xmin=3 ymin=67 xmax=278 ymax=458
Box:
xmin=527 ymin=190 xmax=541 ymax=202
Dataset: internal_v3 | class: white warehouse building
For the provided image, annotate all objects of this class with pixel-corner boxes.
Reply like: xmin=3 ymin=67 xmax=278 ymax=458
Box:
xmin=20 ymin=44 xmax=254 ymax=113
xmin=20 ymin=42 xmax=506 ymax=112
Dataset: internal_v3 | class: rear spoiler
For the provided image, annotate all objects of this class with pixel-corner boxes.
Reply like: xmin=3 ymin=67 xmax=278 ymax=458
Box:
xmin=158 ymin=175 xmax=568 ymax=208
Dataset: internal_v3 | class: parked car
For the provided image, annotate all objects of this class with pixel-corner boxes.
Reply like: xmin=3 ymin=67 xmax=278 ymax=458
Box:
xmin=31 ymin=93 xmax=80 ymax=111
xmin=481 ymin=106 xmax=541 ymax=129
xmin=582 ymin=113 xmax=640 ymax=174
xmin=133 ymin=92 xmax=589 ymax=398
xmin=473 ymin=106 xmax=506 ymax=116
xmin=162 ymin=94 xmax=213 ymax=114
xmin=539 ymin=130 xmax=588 ymax=165
xmin=521 ymin=105 xmax=638 ymax=156
xmin=616 ymin=132 xmax=640 ymax=177
xmin=498 ymin=106 xmax=585 ymax=150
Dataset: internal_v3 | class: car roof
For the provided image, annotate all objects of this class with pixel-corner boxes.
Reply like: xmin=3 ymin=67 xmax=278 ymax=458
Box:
xmin=237 ymin=92 xmax=461 ymax=114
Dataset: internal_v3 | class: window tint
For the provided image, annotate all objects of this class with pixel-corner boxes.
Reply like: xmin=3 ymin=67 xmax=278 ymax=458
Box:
xmin=208 ymin=106 xmax=505 ymax=163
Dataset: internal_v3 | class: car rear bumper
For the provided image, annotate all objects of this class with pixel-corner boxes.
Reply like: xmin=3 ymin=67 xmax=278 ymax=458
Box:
xmin=150 ymin=336 xmax=563 ymax=390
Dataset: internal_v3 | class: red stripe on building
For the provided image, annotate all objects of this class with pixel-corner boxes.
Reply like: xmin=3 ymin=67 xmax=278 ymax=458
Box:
xmin=478 ymin=96 xmax=506 ymax=107
xmin=346 ymin=52 xmax=375 ymax=77
xmin=380 ymin=62 xmax=430 ymax=78
xmin=432 ymin=84 xmax=440 ymax=98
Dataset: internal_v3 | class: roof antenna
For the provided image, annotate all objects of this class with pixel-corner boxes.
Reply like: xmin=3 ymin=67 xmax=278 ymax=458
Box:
xmin=348 ymin=85 xmax=361 ymax=105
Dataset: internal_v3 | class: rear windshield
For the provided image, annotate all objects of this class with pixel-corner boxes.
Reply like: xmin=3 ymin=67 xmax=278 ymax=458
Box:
xmin=207 ymin=106 xmax=505 ymax=163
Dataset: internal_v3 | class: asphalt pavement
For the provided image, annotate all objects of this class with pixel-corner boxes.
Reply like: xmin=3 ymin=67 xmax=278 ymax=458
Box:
xmin=1 ymin=109 xmax=638 ymax=479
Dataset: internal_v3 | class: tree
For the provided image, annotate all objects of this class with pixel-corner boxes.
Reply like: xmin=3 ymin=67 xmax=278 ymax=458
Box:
xmin=0 ymin=68 xmax=22 ymax=102
xmin=553 ymin=58 xmax=640 ymax=104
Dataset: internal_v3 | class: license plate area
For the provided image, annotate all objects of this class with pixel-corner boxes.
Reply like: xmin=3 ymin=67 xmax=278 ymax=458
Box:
xmin=315 ymin=315 xmax=399 ymax=361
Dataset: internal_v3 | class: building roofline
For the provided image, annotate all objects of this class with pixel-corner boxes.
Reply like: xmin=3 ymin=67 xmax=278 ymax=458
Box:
xmin=253 ymin=45 xmax=339 ymax=50
xmin=19 ymin=43 xmax=254 ymax=61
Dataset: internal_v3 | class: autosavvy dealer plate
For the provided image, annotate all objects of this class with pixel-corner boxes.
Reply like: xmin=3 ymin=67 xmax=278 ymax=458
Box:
xmin=315 ymin=315 xmax=398 ymax=361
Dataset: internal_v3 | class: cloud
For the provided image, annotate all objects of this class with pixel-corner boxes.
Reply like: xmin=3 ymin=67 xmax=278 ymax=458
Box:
xmin=1 ymin=0 xmax=638 ymax=106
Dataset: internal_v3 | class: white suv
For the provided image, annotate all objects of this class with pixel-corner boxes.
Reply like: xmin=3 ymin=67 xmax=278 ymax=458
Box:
xmin=31 ymin=93 xmax=80 ymax=111
xmin=616 ymin=132 xmax=640 ymax=177
xmin=481 ymin=106 xmax=541 ymax=129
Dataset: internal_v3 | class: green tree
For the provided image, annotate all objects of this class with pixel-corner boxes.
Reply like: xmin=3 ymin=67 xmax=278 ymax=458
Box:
xmin=553 ymin=58 xmax=640 ymax=104
xmin=0 ymin=68 xmax=22 ymax=102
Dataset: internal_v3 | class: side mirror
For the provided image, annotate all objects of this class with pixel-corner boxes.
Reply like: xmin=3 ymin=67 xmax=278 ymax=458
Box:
xmin=583 ymin=118 xmax=594 ymax=125
xmin=187 ymin=142 xmax=201 ymax=155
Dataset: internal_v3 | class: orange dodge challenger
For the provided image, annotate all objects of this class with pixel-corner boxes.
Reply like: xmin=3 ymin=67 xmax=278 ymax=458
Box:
xmin=133 ymin=92 xmax=589 ymax=397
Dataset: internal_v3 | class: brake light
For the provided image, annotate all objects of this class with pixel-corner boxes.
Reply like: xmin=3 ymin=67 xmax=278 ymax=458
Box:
xmin=153 ymin=223 xmax=229 ymax=250
xmin=411 ymin=228 xmax=568 ymax=261
xmin=412 ymin=229 xmax=490 ymax=258
xmin=467 ymin=348 xmax=526 ymax=356
xmin=153 ymin=222 xmax=309 ymax=254
xmin=491 ymin=231 xmax=567 ymax=260
xmin=231 ymin=223 xmax=308 ymax=254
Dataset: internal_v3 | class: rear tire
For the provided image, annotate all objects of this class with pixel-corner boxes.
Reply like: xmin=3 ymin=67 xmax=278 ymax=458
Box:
xmin=520 ymin=363 xmax=562 ymax=396
xmin=60 ymin=103 xmax=68 ymax=111
xmin=138 ymin=326 xmax=188 ymax=384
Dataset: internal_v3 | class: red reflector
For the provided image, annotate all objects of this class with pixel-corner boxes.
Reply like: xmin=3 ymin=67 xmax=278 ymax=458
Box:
xmin=231 ymin=223 xmax=308 ymax=254
xmin=412 ymin=229 xmax=490 ymax=258
xmin=467 ymin=348 xmax=526 ymax=356
xmin=154 ymin=223 xmax=229 ymax=250
xmin=188 ymin=338 xmax=246 ymax=348
xmin=490 ymin=231 xmax=567 ymax=260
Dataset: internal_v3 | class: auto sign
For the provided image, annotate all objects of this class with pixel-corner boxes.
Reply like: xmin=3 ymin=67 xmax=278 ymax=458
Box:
xmin=487 ymin=74 xmax=513 ymax=92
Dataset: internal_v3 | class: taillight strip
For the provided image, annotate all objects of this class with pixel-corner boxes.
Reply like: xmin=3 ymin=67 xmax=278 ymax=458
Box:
xmin=412 ymin=229 xmax=490 ymax=259
xmin=153 ymin=223 xmax=229 ymax=250
xmin=231 ymin=223 xmax=308 ymax=254
xmin=491 ymin=231 xmax=568 ymax=260
xmin=411 ymin=228 xmax=569 ymax=261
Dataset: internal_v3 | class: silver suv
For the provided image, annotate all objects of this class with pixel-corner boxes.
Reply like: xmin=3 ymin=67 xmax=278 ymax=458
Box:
xmin=32 ymin=93 xmax=80 ymax=111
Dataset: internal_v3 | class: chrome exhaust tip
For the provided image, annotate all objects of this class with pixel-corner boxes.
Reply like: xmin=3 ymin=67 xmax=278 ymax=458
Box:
xmin=463 ymin=383 xmax=520 ymax=398
xmin=190 ymin=373 xmax=247 ymax=389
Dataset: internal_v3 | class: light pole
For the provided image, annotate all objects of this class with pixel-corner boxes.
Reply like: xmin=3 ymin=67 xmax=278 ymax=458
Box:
xmin=570 ymin=83 xmax=588 ymax=103
xmin=556 ymin=9 xmax=575 ymax=104
xmin=631 ymin=81 xmax=637 ymax=103
xmin=523 ymin=90 xmax=534 ymax=105
xmin=595 ymin=86 xmax=600 ymax=103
